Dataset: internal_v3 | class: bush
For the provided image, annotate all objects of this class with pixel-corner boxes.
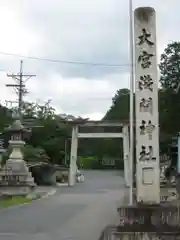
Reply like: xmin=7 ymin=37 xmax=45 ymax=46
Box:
xmin=77 ymin=156 xmax=125 ymax=170
xmin=1 ymin=145 xmax=49 ymax=166
xmin=23 ymin=145 xmax=49 ymax=163
xmin=77 ymin=156 xmax=99 ymax=169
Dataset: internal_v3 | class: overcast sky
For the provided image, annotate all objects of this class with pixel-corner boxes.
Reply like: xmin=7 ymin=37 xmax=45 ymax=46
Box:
xmin=0 ymin=0 xmax=179 ymax=120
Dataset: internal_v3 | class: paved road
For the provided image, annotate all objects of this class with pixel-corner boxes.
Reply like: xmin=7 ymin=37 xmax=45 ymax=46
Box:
xmin=0 ymin=170 xmax=126 ymax=240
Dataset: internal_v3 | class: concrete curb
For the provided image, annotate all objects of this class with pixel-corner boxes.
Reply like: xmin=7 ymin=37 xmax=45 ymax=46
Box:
xmin=40 ymin=188 xmax=57 ymax=199
xmin=56 ymin=183 xmax=69 ymax=187
xmin=0 ymin=188 xmax=57 ymax=212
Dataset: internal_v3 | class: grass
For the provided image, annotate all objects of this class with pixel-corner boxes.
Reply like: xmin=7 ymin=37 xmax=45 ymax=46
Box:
xmin=0 ymin=196 xmax=32 ymax=209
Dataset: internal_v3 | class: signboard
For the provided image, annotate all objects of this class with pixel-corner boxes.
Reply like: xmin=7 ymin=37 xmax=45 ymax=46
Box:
xmin=134 ymin=7 xmax=160 ymax=203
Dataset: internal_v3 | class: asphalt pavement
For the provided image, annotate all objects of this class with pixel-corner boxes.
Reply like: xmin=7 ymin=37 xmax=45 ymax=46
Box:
xmin=0 ymin=170 xmax=127 ymax=240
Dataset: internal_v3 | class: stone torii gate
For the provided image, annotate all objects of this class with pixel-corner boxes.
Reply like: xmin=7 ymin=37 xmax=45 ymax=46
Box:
xmin=68 ymin=120 xmax=130 ymax=187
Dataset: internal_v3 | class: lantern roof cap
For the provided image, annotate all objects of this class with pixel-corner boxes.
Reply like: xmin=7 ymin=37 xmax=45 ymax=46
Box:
xmin=5 ymin=119 xmax=29 ymax=132
xmin=11 ymin=119 xmax=24 ymax=130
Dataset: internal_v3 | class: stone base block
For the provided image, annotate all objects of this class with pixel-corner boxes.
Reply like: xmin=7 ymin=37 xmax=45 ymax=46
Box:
xmin=132 ymin=187 xmax=178 ymax=204
xmin=160 ymin=187 xmax=178 ymax=202
xmin=0 ymin=186 xmax=35 ymax=197
xmin=117 ymin=203 xmax=179 ymax=226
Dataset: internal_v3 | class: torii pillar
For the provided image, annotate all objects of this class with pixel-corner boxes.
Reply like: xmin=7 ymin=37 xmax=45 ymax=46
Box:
xmin=68 ymin=125 xmax=78 ymax=186
xmin=123 ymin=125 xmax=130 ymax=187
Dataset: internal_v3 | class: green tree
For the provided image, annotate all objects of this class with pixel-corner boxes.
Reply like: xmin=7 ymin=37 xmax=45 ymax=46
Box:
xmin=22 ymin=100 xmax=55 ymax=120
xmin=21 ymin=101 xmax=70 ymax=164
xmin=159 ymin=41 xmax=180 ymax=91
xmin=159 ymin=41 xmax=180 ymax=135
xmin=22 ymin=145 xmax=49 ymax=163
xmin=2 ymin=145 xmax=49 ymax=165
xmin=104 ymin=88 xmax=130 ymax=121
xmin=89 ymin=89 xmax=131 ymax=164
xmin=0 ymin=104 xmax=13 ymax=132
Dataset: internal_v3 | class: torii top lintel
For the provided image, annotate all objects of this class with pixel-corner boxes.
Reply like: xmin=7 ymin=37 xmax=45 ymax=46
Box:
xmin=61 ymin=120 xmax=130 ymax=127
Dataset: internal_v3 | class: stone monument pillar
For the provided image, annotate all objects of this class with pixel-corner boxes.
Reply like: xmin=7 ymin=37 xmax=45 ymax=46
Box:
xmin=115 ymin=7 xmax=180 ymax=238
xmin=0 ymin=119 xmax=36 ymax=196
xmin=134 ymin=7 xmax=160 ymax=203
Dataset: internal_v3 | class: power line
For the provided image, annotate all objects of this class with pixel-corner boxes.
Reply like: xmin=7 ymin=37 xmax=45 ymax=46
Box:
xmin=0 ymin=51 xmax=130 ymax=67
xmin=6 ymin=60 xmax=36 ymax=119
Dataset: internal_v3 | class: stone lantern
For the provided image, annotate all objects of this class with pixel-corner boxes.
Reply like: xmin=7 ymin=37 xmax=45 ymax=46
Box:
xmin=0 ymin=119 xmax=36 ymax=196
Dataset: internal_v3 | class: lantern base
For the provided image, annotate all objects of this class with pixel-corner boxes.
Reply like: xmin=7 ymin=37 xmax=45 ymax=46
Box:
xmin=0 ymin=158 xmax=36 ymax=197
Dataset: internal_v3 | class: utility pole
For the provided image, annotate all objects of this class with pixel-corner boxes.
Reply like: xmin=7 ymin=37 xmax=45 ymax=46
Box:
xmin=6 ymin=60 xmax=36 ymax=119
xmin=129 ymin=0 xmax=134 ymax=205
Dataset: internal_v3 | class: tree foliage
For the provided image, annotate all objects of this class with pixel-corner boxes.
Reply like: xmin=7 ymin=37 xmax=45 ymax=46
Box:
xmin=159 ymin=41 xmax=180 ymax=136
xmin=159 ymin=42 xmax=180 ymax=91
xmin=22 ymin=101 xmax=70 ymax=164
xmin=22 ymin=145 xmax=49 ymax=163
xmin=104 ymin=88 xmax=130 ymax=121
